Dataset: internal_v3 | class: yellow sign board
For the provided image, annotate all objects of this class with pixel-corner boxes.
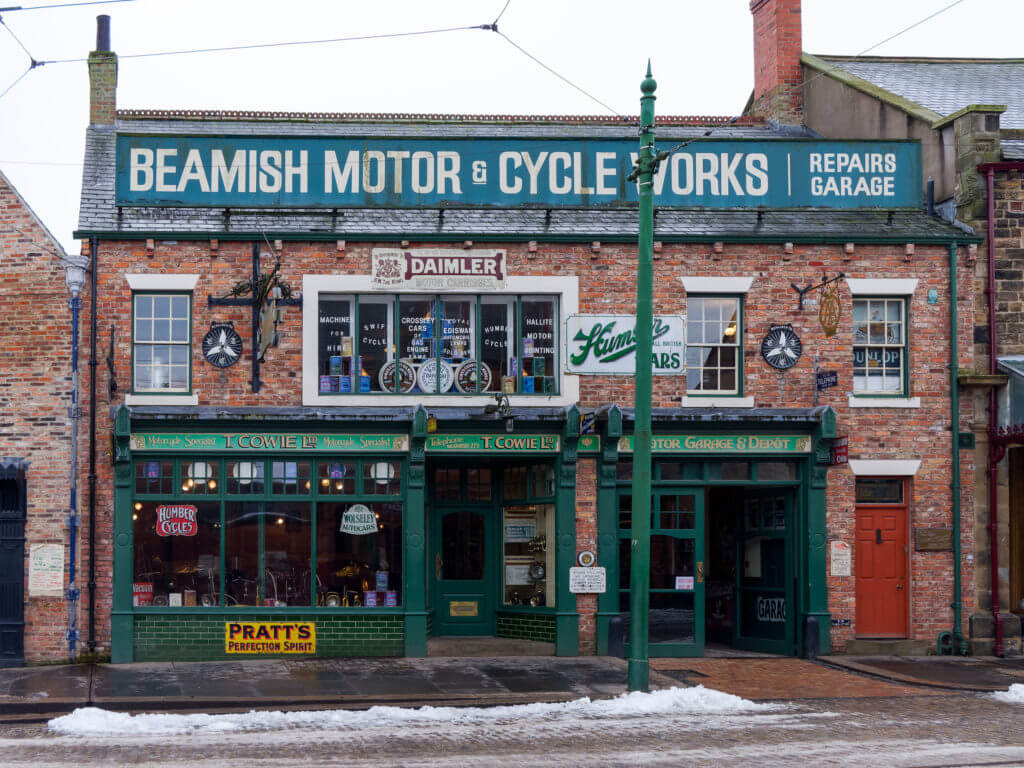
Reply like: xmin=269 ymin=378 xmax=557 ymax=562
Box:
xmin=224 ymin=621 xmax=316 ymax=654
xmin=449 ymin=601 xmax=479 ymax=617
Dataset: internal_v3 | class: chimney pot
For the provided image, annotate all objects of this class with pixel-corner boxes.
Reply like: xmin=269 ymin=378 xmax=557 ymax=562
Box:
xmin=96 ymin=14 xmax=111 ymax=51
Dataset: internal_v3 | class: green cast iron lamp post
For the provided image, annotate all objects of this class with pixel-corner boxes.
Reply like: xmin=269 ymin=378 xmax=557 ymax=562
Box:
xmin=628 ymin=62 xmax=658 ymax=692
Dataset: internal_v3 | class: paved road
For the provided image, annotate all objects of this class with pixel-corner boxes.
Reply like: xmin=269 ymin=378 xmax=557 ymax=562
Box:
xmin=1 ymin=692 xmax=1022 ymax=767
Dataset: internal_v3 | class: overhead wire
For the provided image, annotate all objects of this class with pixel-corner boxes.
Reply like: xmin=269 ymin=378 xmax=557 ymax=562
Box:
xmin=1 ymin=0 xmax=133 ymax=11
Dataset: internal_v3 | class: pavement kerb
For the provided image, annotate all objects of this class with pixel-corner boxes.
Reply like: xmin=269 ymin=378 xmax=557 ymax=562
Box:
xmin=816 ymin=656 xmax=1005 ymax=693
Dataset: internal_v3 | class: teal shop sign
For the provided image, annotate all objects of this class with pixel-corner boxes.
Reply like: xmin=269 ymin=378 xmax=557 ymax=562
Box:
xmin=129 ymin=433 xmax=410 ymax=452
xmin=617 ymin=434 xmax=811 ymax=454
xmin=116 ymin=135 xmax=922 ymax=209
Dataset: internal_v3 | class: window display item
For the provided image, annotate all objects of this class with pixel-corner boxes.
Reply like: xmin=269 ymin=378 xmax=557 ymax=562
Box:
xmin=168 ymin=592 xmax=182 ymax=607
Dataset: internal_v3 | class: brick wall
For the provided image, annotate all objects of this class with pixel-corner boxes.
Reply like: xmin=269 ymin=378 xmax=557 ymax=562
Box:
xmin=0 ymin=174 xmax=74 ymax=663
xmin=574 ymin=458 xmax=598 ymax=654
xmin=133 ymin=613 xmax=403 ymax=661
xmin=79 ymin=236 xmax=974 ymax=654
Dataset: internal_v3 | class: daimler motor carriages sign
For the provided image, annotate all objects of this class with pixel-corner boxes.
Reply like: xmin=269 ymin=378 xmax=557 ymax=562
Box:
xmin=116 ymin=136 xmax=922 ymax=209
xmin=565 ymin=315 xmax=684 ymax=375
xmin=372 ymin=249 xmax=506 ymax=291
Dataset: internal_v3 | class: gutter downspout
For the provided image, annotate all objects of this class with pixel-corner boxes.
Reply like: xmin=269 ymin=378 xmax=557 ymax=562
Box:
xmin=949 ymin=241 xmax=966 ymax=655
xmin=985 ymin=166 xmax=1004 ymax=656
xmin=67 ymin=283 xmax=81 ymax=660
xmin=88 ymin=236 xmax=98 ymax=654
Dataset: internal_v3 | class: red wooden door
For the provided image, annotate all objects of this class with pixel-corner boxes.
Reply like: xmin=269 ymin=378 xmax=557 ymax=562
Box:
xmin=855 ymin=498 xmax=908 ymax=637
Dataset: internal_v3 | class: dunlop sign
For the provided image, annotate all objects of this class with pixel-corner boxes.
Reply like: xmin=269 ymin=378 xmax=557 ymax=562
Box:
xmin=225 ymin=622 xmax=315 ymax=654
xmin=116 ymin=136 xmax=922 ymax=210
xmin=565 ymin=315 xmax=684 ymax=375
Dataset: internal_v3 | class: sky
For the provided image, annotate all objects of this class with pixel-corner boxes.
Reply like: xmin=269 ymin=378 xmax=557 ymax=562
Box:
xmin=0 ymin=0 xmax=1020 ymax=255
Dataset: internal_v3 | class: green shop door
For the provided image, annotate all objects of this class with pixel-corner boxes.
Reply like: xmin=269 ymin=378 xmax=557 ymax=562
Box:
xmin=618 ymin=488 xmax=705 ymax=657
xmin=734 ymin=490 xmax=795 ymax=655
xmin=431 ymin=504 xmax=495 ymax=635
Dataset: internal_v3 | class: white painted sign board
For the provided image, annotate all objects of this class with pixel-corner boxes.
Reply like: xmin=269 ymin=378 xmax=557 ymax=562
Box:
xmin=28 ymin=543 xmax=63 ymax=597
xmin=569 ymin=566 xmax=607 ymax=594
xmin=830 ymin=540 xmax=852 ymax=577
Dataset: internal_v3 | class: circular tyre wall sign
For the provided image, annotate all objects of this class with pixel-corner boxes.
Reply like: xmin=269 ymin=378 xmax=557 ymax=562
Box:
xmin=378 ymin=359 xmax=417 ymax=393
xmin=761 ymin=324 xmax=803 ymax=370
xmin=454 ymin=359 xmax=493 ymax=393
xmin=416 ymin=359 xmax=455 ymax=393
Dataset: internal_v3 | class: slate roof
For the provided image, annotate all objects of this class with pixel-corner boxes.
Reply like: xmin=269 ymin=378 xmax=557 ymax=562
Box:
xmin=809 ymin=56 xmax=1024 ymax=159
xmin=1003 ymin=141 xmax=1024 ymax=161
xmin=77 ymin=115 xmax=971 ymax=242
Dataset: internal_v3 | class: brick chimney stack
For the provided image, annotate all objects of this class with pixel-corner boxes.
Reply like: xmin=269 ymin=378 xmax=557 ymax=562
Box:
xmin=88 ymin=15 xmax=117 ymax=125
xmin=750 ymin=0 xmax=803 ymax=125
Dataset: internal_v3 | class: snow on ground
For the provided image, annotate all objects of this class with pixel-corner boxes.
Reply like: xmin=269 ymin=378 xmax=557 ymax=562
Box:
xmin=993 ymin=683 xmax=1024 ymax=704
xmin=47 ymin=685 xmax=778 ymax=737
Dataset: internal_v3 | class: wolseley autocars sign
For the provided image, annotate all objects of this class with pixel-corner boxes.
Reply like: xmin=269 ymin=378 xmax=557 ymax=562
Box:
xmin=565 ymin=315 xmax=684 ymax=375
xmin=116 ymin=136 xmax=922 ymax=209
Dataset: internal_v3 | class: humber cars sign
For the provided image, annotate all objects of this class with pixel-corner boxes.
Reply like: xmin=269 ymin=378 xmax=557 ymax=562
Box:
xmin=565 ymin=315 xmax=685 ymax=375
xmin=116 ymin=135 xmax=922 ymax=209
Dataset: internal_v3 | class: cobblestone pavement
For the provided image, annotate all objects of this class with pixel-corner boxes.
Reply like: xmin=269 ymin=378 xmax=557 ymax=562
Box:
xmin=0 ymin=692 xmax=1022 ymax=767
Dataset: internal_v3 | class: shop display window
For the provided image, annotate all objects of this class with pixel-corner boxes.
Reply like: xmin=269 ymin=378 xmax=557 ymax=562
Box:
xmin=853 ymin=298 xmax=906 ymax=395
xmin=317 ymin=293 xmax=559 ymax=395
xmin=316 ymin=502 xmax=402 ymax=607
xmin=503 ymin=466 xmax=528 ymax=500
xmin=133 ymin=501 xmax=220 ymax=607
xmin=502 ymin=504 xmax=555 ymax=608
xmin=130 ymin=456 xmax=404 ymax=610
xmin=758 ymin=462 xmax=798 ymax=482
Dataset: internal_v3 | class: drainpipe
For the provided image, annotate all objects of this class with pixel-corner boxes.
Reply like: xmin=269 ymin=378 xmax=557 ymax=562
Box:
xmin=87 ymin=236 xmax=98 ymax=654
xmin=949 ymin=241 xmax=966 ymax=655
xmin=985 ymin=166 xmax=1004 ymax=656
xmin=64 ymin=257 xmax=87 ymax=660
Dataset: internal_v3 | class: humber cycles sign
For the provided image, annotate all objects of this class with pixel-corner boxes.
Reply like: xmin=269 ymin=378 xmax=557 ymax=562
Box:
xmin=116 ymin=135 xmax=922 ymax=209
xmin=426 ymin=434 xmax=560 ymax=453
xmin=129 ymin=433 xmax=409 ymax=452
xmin=566 ymin=315 xmax=684 ymax=375
xmin=617 ymin=434 xmax=811 ymax=453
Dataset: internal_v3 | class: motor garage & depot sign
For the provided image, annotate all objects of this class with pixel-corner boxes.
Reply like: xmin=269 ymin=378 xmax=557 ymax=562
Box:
xmin=155 ymin=504 xmax=198 ymax=537
xmin=372 ymin=249 xmax=506 ymax=291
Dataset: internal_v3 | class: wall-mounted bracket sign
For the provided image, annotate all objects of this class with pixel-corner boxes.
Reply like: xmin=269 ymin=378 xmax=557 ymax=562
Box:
xmin=372 ymin=248 xmax=505 ymax=291
xmin=565 ymin=315 xmax=684 ymax=375
xmin=116 ymin=135 xmax=922 ymax=210
xmin=617 ymin=434 xmax=811 ymax=454
xmin=425 ymin=434 xmax=560 ymax=453
xmin=129 ymin=432 xmax=410 ymax=452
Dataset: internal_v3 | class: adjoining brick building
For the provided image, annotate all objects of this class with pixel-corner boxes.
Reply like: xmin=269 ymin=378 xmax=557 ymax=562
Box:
xmin=61 ymin=15 xmax=978 ymax=665
xmin=0 ymin=170 xmax=87 ymax=666
xmin=755 ymin=0 xmax=1024 ymax=656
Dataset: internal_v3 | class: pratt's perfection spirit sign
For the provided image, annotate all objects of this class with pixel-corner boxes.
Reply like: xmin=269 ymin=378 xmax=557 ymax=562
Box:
xmin=372 ymin=249 xmax=505 ymax=291
xmin=425 ymin=434 xmax=560 ymax=453
xmin=129 ymin=432 xmax=409 ymax=452
xmin=225 ymin=622 xmax=316 ymax=654
xmin=565 ymin=315 xmax=684 ymax=375
xmin=116 ymin=135 xmax=922 ymax=209
xmin=617 ymin=434 xmax=811 ymax=453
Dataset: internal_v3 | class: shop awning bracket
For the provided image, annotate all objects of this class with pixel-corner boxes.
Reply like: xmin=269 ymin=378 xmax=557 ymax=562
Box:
xmin=791 ymin=271 xmax=845 ymax=310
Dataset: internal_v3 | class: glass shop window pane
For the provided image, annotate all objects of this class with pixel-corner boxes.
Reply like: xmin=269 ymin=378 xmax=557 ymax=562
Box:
xmin=225 ymin=502 xmax=260 ymax=605
xmin=616 ymin=459 xmax=633 ymax=482
xmin=399 ymin=297 xmax=434 ymax=364
xmin=272 ymin=461 xmax=311 ymax=495
xmin=758 ymin=462 xmax=797 ymax=482
xmin=316 ymin=502 xmax=403 ymax=607
xmin=649 ymin=590 xmax=696 ymax=644
xmin=617 ymin=493 xmax=632 ymax=530
xmin=657 ymin=494 xmax=696 ymax=530
xmin=441 ymin=295 xmax=475 ymax=377
xmin=356 ymin=298 xmax=393 ymax=393
xmin=532 ymin=463 xmax=555 ymax=498
xmin=132 ymin=501 xmax=220 ymax=607
xmin=263 ymin=502 xmax=312 ymax=606
xmin=503 ymin=466 xmax=528 ymax=500
xmin=226 ymin=461 xmax=265 ymax=494
xmin=181 ymin=460 xmax=219 ymax=495
xmin=521 ymin=296 xmax=557 ymax=395
xmin=434 ymin=468 xmax=461 ymax=502
xmin=481 ymin=298 xmax=514 ymax=393
xmin=467 ymin=468 xmax=492 ymax=501
xmin=502 ymin=503 xmax=554 ymax=608
xmin=134 ymin=461 xmax=173 ymax=495
xmin=658 ymin=461 xmax=700 ymax=481
xmin=317 ymin=296 xmax=353 ymax=394
xmin=855 ymin=478 xmax=904 ymax=504
xmin=319 ymin=461 xmax=356 ymax=495
xmin=708 ymin=462 xmax=749 ymax=481
xmin=363 ymin=460 xmax=401 ymax=496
